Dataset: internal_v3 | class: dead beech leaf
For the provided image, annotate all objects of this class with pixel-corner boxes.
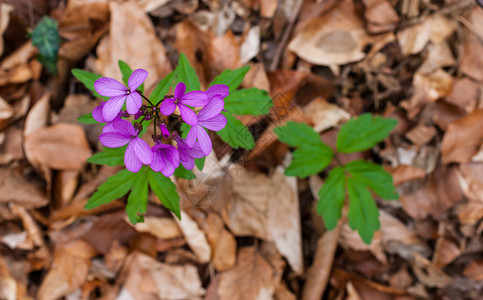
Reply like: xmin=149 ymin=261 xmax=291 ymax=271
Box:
xmin=405 ymin=123 xmax=437 ymax=146
xmin=302 ymin=222 xmax=342 ymax=300
xmin=203 ymin=213 xmax=236 ymax=272
xmin=209 ymin=30 xmax=242 ymax=74
xmin=23 ymin=93 xmax=50 ymax=137
xmin=429 ymin=14 xmax=457 ymax=44
xmin=460 ymin=7 xmax=483 ymax=82
xmin=362 ymin=0 xmax=399 ymax=34
xmin=303 ymin=97 xmax=350 ymax=133
xmin=242 ymin=62 xmax=270 ymax=91
xmin=0 ymin=256 xmax=18 ymax=300
xmin=441 ymin=110 xmax=483 ymax=164
xmin=129 ymin=216 xmax=182 ymax=240
xmin=463 ymin=260 xmax=483 ymax=280
xmin=95 ymin=1 xmax=171 ymax=92
xmin=386 ymin=165 xmax=426 ymax=186
xmin=288 ymin=0 xmax=374 ymax=67
xmin=397 ymin=17 xmax=431 ymax=55
xmin=0 ymin=168 xmax=48 ymax=208
xmin=445 ymin=77 xmax=479 ymax=113
xmin=0 ymin=97 xmax=14 ymax=121
xmin=240 ymin=25 xmax=260 ymax=64
xmin=0 ymin=4 xmax=13 ymax=55
xmin=339 ymin=222 xmax=387 ymax=264
xmin=122 ymin=252 xmax=205 ymax=300
xmin=217 ymin=247 xmax=282 ymax=300
xmin=24 ymin=123 xmax=92 ymax=171
xmin=37 ymin=240 xmax=96 ymax=300
xmin=411 ymin=253 xmax=454 ymax=288
xmin=433 ymin=237 xmax=461 ymax=268
xmin=174 ymin=210 xmax=211 ymax=263
xmin=456 ymin=162 xmax=483 ymax=202
xmin=456 ymin=202 xmax=483 ymax=225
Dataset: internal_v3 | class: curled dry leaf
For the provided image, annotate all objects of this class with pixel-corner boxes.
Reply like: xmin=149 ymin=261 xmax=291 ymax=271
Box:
xmin=240 ymin=25 xmax=260 ymax=64
xmin=302 ymin=222 xmax=342 ymax=300
xmin=129 ymin=216 xmax=182 ymax=240
xmin=121 ymin=252 xmax=205 ymax=300
xmin=217 ymin=246 xmax=283 ymax=300
xmin=95 ymin=1 xmax=171 ymax=92
xmin=174 ymin=210 xmax=211 ymax=263
xmin=441 ymin=110 xmax=483 ymax=164
xmin=24 ymin=123 xmax=92 ymax=171
xmin=288 ymin=0 xmax=376 ymax=67
xmin=209 ymin=30 xmax=241 ymax=74
xmin=37 ymin=240 xmax=96 ymax=300
xmin=23 ymin=93 xmax=50 ymax=137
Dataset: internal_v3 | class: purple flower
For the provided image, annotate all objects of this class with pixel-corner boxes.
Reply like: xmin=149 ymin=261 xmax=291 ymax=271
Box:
xmin=99 ymin=119 xmax=153 ymax=172
xmin=159 ymin=123 xmax=170 ymax=138
xmin=93 ymin=102 xmax=123 ymax=133
xmin=205 ymin=84 xmax=229 ymax=99
xmin=159 ymin=82 xmax=208 ymax=126
xmin=175 ymin=136 xmax=204 ymax=170
xmin=150 ymin=142 xmax=180 ymax=177
xmin=186 ymin=97 xmax=227 ymax=155
xmin=94 ymin=69 xmax=148 ymax=122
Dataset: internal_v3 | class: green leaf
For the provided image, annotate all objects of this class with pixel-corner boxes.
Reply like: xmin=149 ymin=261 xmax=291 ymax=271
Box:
xmin=345 ymin=160 xmax=398 ymax=200
xmin=317 ymin=167 xmax=346 ymax=230
xmin=195 ymin=157 xmax=205 ymax=171
xmin=118 ymin=60 xmax=144 ymax=93
xmin=174 ymin=165 xmax=196 ymax=179
xmin=71 ymin=69 xmax=107 ymax=99
xmin=148 ymin=170 xmax=181 ymax=219
xmin=31 ymin=16 xmax=60 ymax=74
xmin=216 ymin=111 xmax=255 ymax=150
xmin=274 ymin=122 xmax=322 ymax=148
xmin=210 ymin=66 xmax=250 ymax=92
xmin=346 ymin=176 xmax=380 ymax=245
xmin=126 ymin=168 xmax=149 ymax=224
xmin=77 ymin=113 xmax=97 ymax=124
xmin=87 ymin=146 xmax=127 ymax=166
xmin=150 ymin=71 xmax=175 ymax=102
xmin=337 ymin=114 xmax=397 ymax=153
xmin=285 ymin=144 xmax=333 ymax=178
xmin=225 ymin=88 xmax=272 ymax=116
xmin=175 ymin=53 xmax=200 ymax=92
xmin=85 ymin=169 xmax=136 ymax=209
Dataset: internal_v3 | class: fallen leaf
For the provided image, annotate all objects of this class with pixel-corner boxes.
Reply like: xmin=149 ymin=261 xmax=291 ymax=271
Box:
xmin=23 ymin=93 xmax=50 ymax=137
xmin=410 ymin=252 xmax=454 ymax=288
xmin=456 ymin=162 xmax=483 ymax=202
xmin=302 ymin=222 xmax=342 ymax=300
xmin=441 ymin=110 xmax=483 ymax=164
xmin=432 ymin=237 xmax=461 ymax=268
xmin=302 ymin=97 xmax=350 ymax=133
xmin=129 ymin=216 xmax=182 ymax=240
xmin=95 ymin=1 xmax=172 ymax=92
xmin=405 ymin=123 xmax=437 ymax=146
xmin=242 ymin=62 xmax=270 ymax=91
xmin=217 ymin=247 xmax=283 ymax=300
xmin=445 ymin=77 xmax=479 ymax=113
xmin=240 ymin=25 xmax=260 ymax=64
xmin=456 ymin=202 xmax=483 ymax=225
xmin=462 ymin=260 xmax=483 ymax=280
xmin=460 ymin=7 xmax=483 ymax=82
xmin=397 ymin=17 xmax=431 ymax=55
xmin=209 ymin=30 xmax=241 ymax=75
xmin=0 ymin=3 xmax=13 ymax=56
xmin=203 ymin=213 xmax=237 ymax=271
xmin=0 ymin=168 xmax=48 ymax=208
xmin=339 ymin=222 xmax=387 ymax=264
xmin=24 ymin=123 xmax=92 ymax=171
xmin=362 ymin=0 xmax=399 ymax=34
xmin=174 ymin=210 xmax=211 ymax=263
xmin=386 ymin=165 xmax=426 ymax=186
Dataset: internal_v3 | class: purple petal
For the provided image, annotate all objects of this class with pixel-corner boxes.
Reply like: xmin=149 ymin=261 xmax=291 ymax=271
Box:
xmin=197 ymin=127 xmax=212 ymax=156
xmin=94 ymin=77 xmax=127 ymax=97
xmin=128 ymin=69 xmax=148 ymax=91
xmin=150 ymin=151 xmax=166 ymax=172
xmin=125 ymin=141 xmax=142 ymax=172
xmin=102 ymin=95 xmax=126 ymax=121
xmin=181 ymin=157 xmax=195 ymax=170
xmin=99 ymin=132 xmax=131 ymax=148
xmin=126 ymin=92 xmax=142 ymax=115
xmin=102 ymin=122 xmax=116 ymax=133
xmin=174 ymin=82 xmax=186 ymax=99
xmin=113 ymin=119 xmax=137 ymax=136
xmin=181 ymin=91 xmax=209 ymax=107
xmin=92 ymin=103 xmax=106 ymax=122
xmin=198 ymin=97 xmax=224 ymax=120
xmin=160 ymin=124 xmax=170 ymax=138
xmin=132 ymin=137 xmax=154 ymax=165
xmin=186 ymin=125 xmax=198 ymax=147
xmin=179 ymin=104 xmax=198 ymax=126
xmin=162 ymin=147 xmax=179 ymax=177
xmin=160 ymin=98 xmax=176 ymax=116
xmin=189 ymin=142 xmax=205 ymax=158
xmin=206 ymin=84 xmax=229 ymax=99
xmin=199 ymin=114 xmax=227 ymax=131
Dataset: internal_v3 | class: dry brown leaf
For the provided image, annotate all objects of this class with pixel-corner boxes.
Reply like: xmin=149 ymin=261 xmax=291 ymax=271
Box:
xmin=418 ymin=41 xmax=455 ymax=73
xmin=0 ymin=42 xmax=37 ymax=71
xmin=274 ymin=283 xmax=297 ymax=300
xmin=37 ymin=240 xmax=96 ymax=300
xmin=203 ymin=213 xmax=236 ymax=271
xmin=288 ymin=0 xmax=375 ymax=67
xmin=174 ymin=210 xmax=211 ymax=263
xmin=302 ymin=97 xmax=350 ymax=133
xmin=95 ymin=1 xmax=171 ymax=92
xmin=405 ymin=123 xmax=437 ymax=146
xmin=429 ymin=14 xmax=457 ymax=44
xmin=433 ymin=237 xmax=461 ymax=268
xmin=389 ymin=267 xmax=413 ymax=289
xmin=242 ymin=62 xmax=270 ymax=91
xmin=0 ymin=168 xmax=48 ymax=208
xmin=217 ymin=247 xmax=282 ymax=300
xmin=460 ymin=7 xmax=483 ymax=82
xmin=121 ymin=252 xmax=205 ymax=300
xmin=0 ymin=256 xmax=21 ymax=300
xmin=456 ymin=162 xmax=483 ymax=202
xmin=240 ymin=25 xmax=260 ymax=64
xmin=462 ymin=260 xmax=483 ymax=280
xmin=410 ymin=252 xmax=454 ymax=288
xmin=302 ymin=222 xmax=342 ymax=300
xmin=339 ymin=222 xmax=387 ymax=264
xmin=362 ymin=0 xmax=399 ymax=34
xmin=24 ymin=123 xmax=92 ymax=171
xmin=397 ymin=17 xmax=431 ymax=55
xmin=209 ymin=30 xmax=241 ymax=74
xmin=0 ymin=3 xmax=13 ymax=56
xmin=129 ymin=216 xmax=182 ymax=240
xmin=0 ymin=96 xmax=14 ymax=121
xmin=445 ymin=77 xmax=479 ymax=113
xmin=386 ymin=165 xmax=426 ymax=186
xmin=441 ymin=110 xmax=483 ymax=164
xmin=53 ymin=170 xmax=79 ymax=207
xmin=456 ymin=202 xmax=483 ymax=225
xmin=23 ymin=93 xmax=50 ymax=137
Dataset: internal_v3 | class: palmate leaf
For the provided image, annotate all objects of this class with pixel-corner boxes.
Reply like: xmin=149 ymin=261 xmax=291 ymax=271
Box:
xmin=148 ymin=170 xmax=181 ymax=219
xmin=337 ymin=113 xmax=397 ymax=153
xmin=216 ymin=111 xmax=255 ymax=150
xmin=126 ymin=168 xmax=149 ymax=224
xmin=346 ymin=176 xmax=380 ymax=245
xmin=317 ymin=167 xmax=345 ymax=230
xmin=84 ymin=169 xmax=136 ymax=209
xmin=345 ymin=160 xmax=398 ymax=200
xmin=224 ymin=88 xmax=272 ymax=116
xmin=210 ymin=66 xmax=250 ymax=92
xmin=274 ymin=122 xmax=333 ymax=178
xmin=31 ymin=16 xmax=61 ymax=74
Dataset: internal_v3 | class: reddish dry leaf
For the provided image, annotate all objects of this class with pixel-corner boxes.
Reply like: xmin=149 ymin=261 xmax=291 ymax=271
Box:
xmin=0 ymin=4 xmax=13 ymax=56
xmin=274 ymin=283 xmax=297 ymax=300
xmin=386 ymin=165 xmax=426 ymax=186
xmin=95 ymin=1 xmax=171 ymax=92
xmin=203 ymin=213 xmax=236 ymax=272
xmin=53 ymin=170 xmax=79 ymax=207
xmin=24 ymin=123 xmax=92 ymax=171
xmin=460 ymin=7 xmax=483 ymax=82
xmin=405 ymin=124 xmax=437 ymax=146
xmin=217 ymin=247 xmax=282 ymax=300
xmin=389 ymin=267 xmax=413 ymax=290
xmin=462 ymin=260 xmax=483 ymax=280
xmin=0 ymin=41 xmax=37 ymax=71
xmin=456 ymin=162 xmax=483 ymax=202
xmin=302 ymin=222 xmax=342 ymax=300
xmin=410 ymin=253 xmax=454 ymax=288
xmin=397 ymin=17 xmax=431 ymax=55
xmin=23 ymin=93 xmax=49 ymax=137
xmin=441 ymin=110 xmax=483 ymax=164
xmin=0 ymin=168 xmax=48 ymax=208
xmin=37 ymin=240 xmax=96 ymax=300
xmin=433 ymin=237 xmax=461 ymax=268
xmin=456 ymin=202 xmax=483 ymax=225
xmin=242 ymin=62 xmax=270 ymax=91
xmin=362 ymin=0 xmax=399 ymax=34
xmin=209 ymin=30 xmax=241 ymax=75
xmin=445 ymin=77 xmax=479 ymax=112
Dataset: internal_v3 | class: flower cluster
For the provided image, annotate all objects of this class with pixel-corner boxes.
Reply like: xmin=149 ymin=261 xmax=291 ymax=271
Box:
xmin=92 ymin=69 xmax=228 ymax=175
